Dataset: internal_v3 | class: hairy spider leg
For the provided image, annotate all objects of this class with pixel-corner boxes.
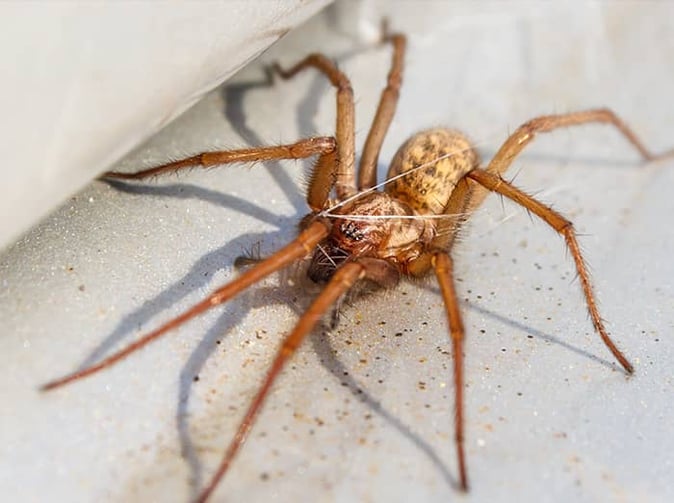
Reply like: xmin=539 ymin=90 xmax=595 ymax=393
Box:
xmin=44 ymin=118 xmax=346 ymax=391
xmin=40 ymin=221 xmax=329 ymax=391
xmin=432 ymin=252 xmax=469 ymax=490
xmin=103 ymin=137 xmax=337 ymax=212
xmin=272 ymin=54 xmax=357 ymax=199
xmin=358 ymin=31 xmax=406 ymax=190
xmin=469 ymin=167 xmax=635 ymax=371
xmin=196 ymin=261 xmax=366 ymax=502
xmin=468 ymin=108 xmax=669 ymax=213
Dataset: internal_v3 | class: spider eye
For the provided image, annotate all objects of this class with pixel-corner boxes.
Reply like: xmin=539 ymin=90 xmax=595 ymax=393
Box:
xmin=341 ymin=221 xmax=363 ymax=241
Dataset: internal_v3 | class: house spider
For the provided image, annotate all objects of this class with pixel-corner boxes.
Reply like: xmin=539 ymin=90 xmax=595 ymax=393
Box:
xmin=41 ymin=28 xmax=671 ymax=502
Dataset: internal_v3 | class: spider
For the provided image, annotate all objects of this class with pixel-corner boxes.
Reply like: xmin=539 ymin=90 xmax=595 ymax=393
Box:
xmin=41 ymin=27 xmax=671 ymax=503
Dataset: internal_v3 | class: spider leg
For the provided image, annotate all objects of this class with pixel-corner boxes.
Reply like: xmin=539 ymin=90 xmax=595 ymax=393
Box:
xmin=487 ymin=108 xmax=668 ymax=176
xmin=103 ymin=136 xmax=338 ymax=211
xmin=358 ymin=30 xmax=406 ymax=190
xmin=40 ymin=221 xmax=329 ymax=391
xmin=432 ymin=252 xmax=468 ymax=491
xmin=196 ymin=261 xmax=366 ymax=503
xmin=272 ymin=54 xmax=356 ymax=199
xmin=467 ymin=167 xmax=634 ymax=374
xmin=462 ymin=108 xmax=672 ymax=215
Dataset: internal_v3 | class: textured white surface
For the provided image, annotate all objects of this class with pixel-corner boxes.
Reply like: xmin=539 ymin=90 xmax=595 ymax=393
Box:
xmin=0 ymin=0 xmax=331 ymax=249
xmin=1 ymin=2 xmax=674 ymax=502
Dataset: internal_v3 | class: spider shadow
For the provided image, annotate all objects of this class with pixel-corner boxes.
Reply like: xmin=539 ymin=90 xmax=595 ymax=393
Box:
xmin=73 ymin=178 xmax=307 ymax=500
xmin=303 ymin=272 xmax=620 ymax=495
xmin=175 ymin=285 xmax=298 ymax=498
xmin=125 ymin=66 xmax=337 ymax=496
xmin=309 ymin=319 xmax=462 ymax=491
xmin=221 ymin=68 xmax=307 ymax=215
xmin=76 ymin=65 xmax=317 ymax=382
xmin=82 ymin=180 xmax=297 ymax=369
xmin=418 ymin=280 xmax=618 ymax=372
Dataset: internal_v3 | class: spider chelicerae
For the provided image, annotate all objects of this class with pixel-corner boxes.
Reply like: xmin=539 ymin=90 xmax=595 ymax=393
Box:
xmin=42 ymin=26 xmax=671 ymax=502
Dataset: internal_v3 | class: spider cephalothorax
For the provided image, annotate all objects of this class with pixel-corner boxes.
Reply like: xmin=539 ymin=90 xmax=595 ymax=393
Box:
xmin=308 ymin=127 xmax=481 ymax=285
xmin=41 ymin=25 xmax=669 ymax=503
xmin=308 ymin=191 xmax=432 ymax=283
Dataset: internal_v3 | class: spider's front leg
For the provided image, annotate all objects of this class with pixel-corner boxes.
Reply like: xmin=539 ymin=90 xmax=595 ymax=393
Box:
xmin=40 ymin=220 xmax=330 ymax=391
xmin=103 ymin=137 xmax=337 ymax=211
xmin=195 ymin=260 xmax=367 ymax=502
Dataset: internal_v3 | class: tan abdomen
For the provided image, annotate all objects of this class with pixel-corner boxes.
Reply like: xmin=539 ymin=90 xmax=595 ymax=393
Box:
xmin=385 ymin=128 xmax=480 ymax=215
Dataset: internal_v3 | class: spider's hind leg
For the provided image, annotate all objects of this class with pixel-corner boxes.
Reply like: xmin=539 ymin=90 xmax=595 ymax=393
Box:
xmin=486 ymin=108 xmax=668 ymax=178
xmin=433 ymin=251 xmax=469 ymax=491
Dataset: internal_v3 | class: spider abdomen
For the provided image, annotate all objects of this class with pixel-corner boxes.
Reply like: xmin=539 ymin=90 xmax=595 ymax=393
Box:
xmin=386 ymin=128 xmax=480 ymax=215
